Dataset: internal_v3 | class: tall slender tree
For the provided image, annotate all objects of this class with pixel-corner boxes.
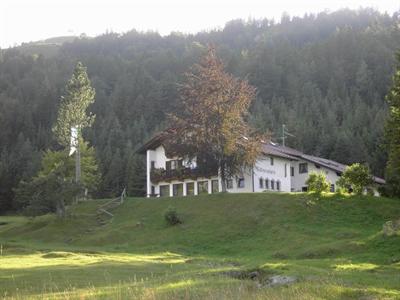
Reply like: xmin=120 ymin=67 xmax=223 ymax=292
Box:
xmin=167 ymin=47 xmax=263 ymax=191
xmin=384 ymin=52 xmax=400 ymax=197
xmin=53 ymin=62 xmax=96 ymax=184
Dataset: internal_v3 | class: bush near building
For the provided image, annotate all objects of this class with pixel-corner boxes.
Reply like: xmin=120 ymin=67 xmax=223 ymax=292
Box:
xmin=306 ymin=172 xmax=330 ymax=194
xmin=337 ymin=163 xmax=373 ymax=195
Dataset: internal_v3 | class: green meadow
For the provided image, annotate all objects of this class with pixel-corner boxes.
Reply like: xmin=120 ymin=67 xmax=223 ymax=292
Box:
xmin=0 ymin=193 xmax=399 ymax=299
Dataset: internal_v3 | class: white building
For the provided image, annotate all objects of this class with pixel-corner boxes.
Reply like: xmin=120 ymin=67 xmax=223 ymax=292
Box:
xmin=138 ymin=132 xmax=385 ymax=197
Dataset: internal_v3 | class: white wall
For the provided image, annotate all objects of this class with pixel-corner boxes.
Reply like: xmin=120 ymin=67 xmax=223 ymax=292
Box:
xmin=149 ymin=145 xmax=195 ymax=169
xmin=148 ymin=145 xmax=220 ymax=196
xmin=146 ymin=150 xmax=151 ymax=196
xmin=290 ymin=159 xmax=341 ymax=192
xmin=225 ymin=167 xmax=254 ymax=193
xmin=253 ymin=155 xmax=292 ymax=192
xmin=148 ymin=145 xmax=167 ymax=169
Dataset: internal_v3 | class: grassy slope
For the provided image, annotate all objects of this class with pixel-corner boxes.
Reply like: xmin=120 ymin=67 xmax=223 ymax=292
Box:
xmin=0 ymin=193 xmax=399 ymax=299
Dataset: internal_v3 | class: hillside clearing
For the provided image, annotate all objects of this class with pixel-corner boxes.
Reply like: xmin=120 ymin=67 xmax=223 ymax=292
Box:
xmin=0 ymin=193 xmax=399 ymax=299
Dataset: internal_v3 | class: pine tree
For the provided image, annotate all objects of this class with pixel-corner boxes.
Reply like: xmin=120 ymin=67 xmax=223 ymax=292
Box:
xmin=53 ymin=62 xmax=96 ymax=183
xmin=384 ymin=52 xmax=400 ymax=197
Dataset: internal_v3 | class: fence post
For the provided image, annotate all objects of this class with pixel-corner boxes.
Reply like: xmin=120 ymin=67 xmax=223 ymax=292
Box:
xmin=120 ymin=187 xmax=126 ymax=204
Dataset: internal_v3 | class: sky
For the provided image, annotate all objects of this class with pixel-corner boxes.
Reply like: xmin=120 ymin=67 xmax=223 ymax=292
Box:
xmin=1 ymin=0 xmax=399 ymax=48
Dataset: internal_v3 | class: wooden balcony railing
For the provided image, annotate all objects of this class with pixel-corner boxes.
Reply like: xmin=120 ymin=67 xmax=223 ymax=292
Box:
xmin=150 ymin=167 xmax=217 ymax=183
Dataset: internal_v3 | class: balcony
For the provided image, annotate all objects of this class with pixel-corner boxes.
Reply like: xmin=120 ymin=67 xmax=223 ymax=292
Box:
xmin=150 ymin=167 xmax=217 ymax=183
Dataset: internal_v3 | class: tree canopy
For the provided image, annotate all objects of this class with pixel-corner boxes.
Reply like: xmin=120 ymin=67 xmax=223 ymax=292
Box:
xmin=384 ymin=52 xmax=400 ymax=197
xmin=166 ymin=47 xmax=262 ymax=190
xmin=53 ymin=62 xmax=96 ymax=148
xmin=337 ymin=163 xmax=373 ymax=195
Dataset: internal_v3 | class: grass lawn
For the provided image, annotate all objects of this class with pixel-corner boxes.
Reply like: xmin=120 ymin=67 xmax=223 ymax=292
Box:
xmin=0 ymin=192 xmax=399 ymax=299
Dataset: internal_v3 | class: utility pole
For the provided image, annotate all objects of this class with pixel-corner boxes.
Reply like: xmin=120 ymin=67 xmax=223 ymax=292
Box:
xmin=75 ymin=140 xmax=81 ymax=183
xmin=280 ymin=124 xmax=295 ymax=146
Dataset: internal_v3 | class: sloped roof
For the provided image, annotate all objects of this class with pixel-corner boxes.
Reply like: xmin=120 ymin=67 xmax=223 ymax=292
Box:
xmin=261 ymin=143 xmax=299 ymax=160
xmin=262 ymin=142 xmax=385 ymax=185
xmin=136 ymin=128 xmax=177 ymax=154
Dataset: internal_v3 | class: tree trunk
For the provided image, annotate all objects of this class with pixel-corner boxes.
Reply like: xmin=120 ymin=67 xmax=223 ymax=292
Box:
xmin=75 ymin=138 xmax=81 ymax=204
xmin=220 ymin=163 xmax=227 ymax=192
xmin=56 ymin=199 xmax=65 ymax=218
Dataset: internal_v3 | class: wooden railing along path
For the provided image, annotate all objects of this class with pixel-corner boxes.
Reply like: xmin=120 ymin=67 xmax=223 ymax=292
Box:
xmin=95 ymin=188 xmax=126 ymax=226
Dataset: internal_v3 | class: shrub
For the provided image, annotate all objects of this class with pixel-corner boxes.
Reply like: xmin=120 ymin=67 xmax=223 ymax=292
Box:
xmin=337 ymin=163 xmax=373 ymax=195
xmin=306 ymin=172 xmax=330 ymax=194
xmin=336 ymin=186 xmax=347 ymax=195
xmin=164 ymin=206 xmax=182 ymax=226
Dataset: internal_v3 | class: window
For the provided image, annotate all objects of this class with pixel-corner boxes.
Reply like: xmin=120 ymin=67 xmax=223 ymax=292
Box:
xmin=171 ymin=159 xmax=183 ymax=170
xmin=237 ymin=178 xmax=245 ymax=188
xmin=198 ymin=181 xmax=208 ymax=194
xmin=270 ymin=157 xmax=274 ymax=165
xmin=259 ymin=178 xmax=264 ymax=189
xmin=302 ymin=186 xmax=308 ymax=192
xmin=151 ymin=161 xmax=155 ymax=170
xmin=171 ymin=160 xmax=177 ymax=170
xmin=271 ymin=179 xmax=275 ymax=190
xmin=151 ymin=186 xmax=155 ymax=195
xmin=277 ymin=180 xmax=281 ymax=191
xmin=330 ymin=184 xmax=335 ymax=193
xmin=291 ymin=167 xmax=294 ymax=177
xmin=226 ymin=179 xmax=233 ymax=189
xmin=284 ymin=164 xmax=287 ymax=177
xmin=186 ymin=182 xmax=195 ymax=195
xmin=299 ymin=163 xmax=308 ymax=174
xmin=160 ymin=185 xmax=170 ymax=197
xmin=315 ymin=164 xmax=320 ymax=169
xmin=173 ymin=183 xmax=183 ymax=196
xmin=166 ymin=160 xmax=183 ymax=171
xmin=211 ymin=180 xmax=219 ymax=193
xmin=265 ymin=179 xmax=269 ymax=189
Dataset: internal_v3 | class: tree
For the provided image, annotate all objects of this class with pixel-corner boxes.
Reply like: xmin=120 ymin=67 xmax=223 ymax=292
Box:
xmin=306 ymin=172 xmax=330 ymax=195
xmin=337 ymin=163 xmax=373 ymax=195
xmin=39 ymin=141 xmax=101 ymax=193
xmin=14 ymin=161 xmax=81 ymax=217
xmin=167 ymin=47 xmax=263 ymax=191
xmin=53 ymin=62 xmax=96 ymax=183
xmin=14 ymin=143 xmax=100 ymax=216
xmin=384 ymin=52 xmax=400 ymax=197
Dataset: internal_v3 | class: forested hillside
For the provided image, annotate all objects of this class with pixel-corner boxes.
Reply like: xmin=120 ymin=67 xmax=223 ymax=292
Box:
xmin=0 ymin=9 xmax=399 ymax=211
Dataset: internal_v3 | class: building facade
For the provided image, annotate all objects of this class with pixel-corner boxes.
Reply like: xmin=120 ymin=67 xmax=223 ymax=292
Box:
xmin=138 ymin=133 xmax=384 ymax=197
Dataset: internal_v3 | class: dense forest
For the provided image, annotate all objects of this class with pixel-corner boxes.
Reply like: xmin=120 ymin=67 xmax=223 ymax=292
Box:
xmin=0 ymin=9 xmax=399 ymax=211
